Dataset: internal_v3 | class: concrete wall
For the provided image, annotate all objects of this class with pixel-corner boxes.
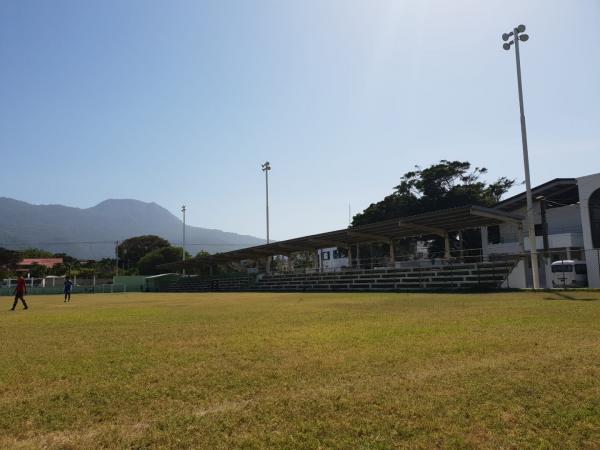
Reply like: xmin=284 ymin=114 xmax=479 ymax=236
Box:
xmin=546 ymin=204 xmax=582 ymax=234
xmin=578 ymin=173 xmax=600 ymax=288
xmin=113 ymin=276 xmax=148 ymax=292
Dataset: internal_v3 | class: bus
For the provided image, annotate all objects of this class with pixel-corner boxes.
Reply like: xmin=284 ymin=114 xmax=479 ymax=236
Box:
xmin=551 ymin=260 xmax=588 ymax=288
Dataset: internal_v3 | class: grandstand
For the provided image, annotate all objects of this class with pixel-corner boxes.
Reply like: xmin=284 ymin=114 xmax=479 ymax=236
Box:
xmin=158 ymin=205 xmax=523 ymax=292
xmin=161 ymin=259 xmax=517 ymax=293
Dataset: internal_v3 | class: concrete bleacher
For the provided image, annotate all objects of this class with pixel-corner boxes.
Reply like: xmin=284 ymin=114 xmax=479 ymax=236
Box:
xmin=163 ymin=259 xmax=518 ymax=293
xmin=254 ymin=260 xmax=518 ymax=292
xmin=164 ymin=275 xmax=255 ymax=292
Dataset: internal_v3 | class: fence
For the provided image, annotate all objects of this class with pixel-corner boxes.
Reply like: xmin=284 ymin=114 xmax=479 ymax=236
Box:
xmin=0 ymin=284 xmax=127 ymax=296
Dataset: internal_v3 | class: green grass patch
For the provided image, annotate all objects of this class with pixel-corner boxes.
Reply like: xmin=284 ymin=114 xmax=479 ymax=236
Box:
xmin=2 ymin=291 xmax=600 ymax=448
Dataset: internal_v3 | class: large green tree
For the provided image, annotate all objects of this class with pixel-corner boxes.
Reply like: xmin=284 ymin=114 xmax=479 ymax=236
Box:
xmin=0 ymin=247 xmax=20 ymax=266
xmin=118 ymin=235 xmax=170 ymax=268
xmin=138 ymin=246 xmax=189 ymax=275
xmin=20 ymin=248 xmax=54 ymax=258
xmin=352 ymin=160 xmax=515 ymax=226
xmin=0 ymin=247 xmax=21 ymax=279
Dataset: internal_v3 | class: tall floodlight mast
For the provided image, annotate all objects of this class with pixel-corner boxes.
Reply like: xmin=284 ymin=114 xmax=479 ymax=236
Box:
xmin=261 ymin=162 xmax=271 ymax=244
xmin=502 ymin=24 xmax=539 ymax=289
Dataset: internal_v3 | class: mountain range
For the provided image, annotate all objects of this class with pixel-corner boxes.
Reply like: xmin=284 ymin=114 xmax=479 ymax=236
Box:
xmin=0 ymin=198 xmax=265 ymax=259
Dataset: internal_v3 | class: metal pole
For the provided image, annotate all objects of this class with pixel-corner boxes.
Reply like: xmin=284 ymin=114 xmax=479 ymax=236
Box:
xmin=265 ymin=168 xmax=269 ymax=244
xmin=513 ymin=27 xmax=540 ymax=289
xmin=115 ymin=241 xmax=119 ymax=277
xmin=181 ymin=205 xmax=186 ymax=275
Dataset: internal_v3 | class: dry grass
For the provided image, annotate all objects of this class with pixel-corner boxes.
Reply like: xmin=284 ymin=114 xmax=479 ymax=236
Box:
xmin=1 ymin=291 xmax=600 ymax=449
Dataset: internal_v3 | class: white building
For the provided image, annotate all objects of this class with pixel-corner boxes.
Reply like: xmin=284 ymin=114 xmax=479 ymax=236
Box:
xmin=317 ymin=247 xmax=349 ymax=271
xmin=482 ymin=173 xmax=600 ymax=288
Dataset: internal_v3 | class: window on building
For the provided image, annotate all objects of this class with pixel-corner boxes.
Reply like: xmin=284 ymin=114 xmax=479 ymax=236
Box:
xmin=322 ymin=251 xmax=330 ymax=260
xmin=332 ymin=248 xmax=348 ymax=259
xmin=575 ymin=264 xmax=587 ymax=275
xmin=487 ymin=225 xmax=500 ymax=244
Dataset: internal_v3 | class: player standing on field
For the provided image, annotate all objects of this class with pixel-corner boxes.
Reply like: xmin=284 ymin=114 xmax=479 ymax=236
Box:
xmin=11 ymin=275 xmax=28 ymax=311
xmin=64 ymin=277 xmax=73 ymax=302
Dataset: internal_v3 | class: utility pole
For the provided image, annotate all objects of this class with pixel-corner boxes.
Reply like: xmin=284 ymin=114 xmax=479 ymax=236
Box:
xmin=502 ymin=24 xmax=539 ymax=289
xmin=181 ymin=205 xmax=186 ymax=275
xmin=115 ymin=240 xmax=119 ymax=277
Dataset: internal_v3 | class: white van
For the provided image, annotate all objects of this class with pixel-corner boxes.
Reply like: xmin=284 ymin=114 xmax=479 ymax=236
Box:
xmin=551 ymin=260 xmax=588 ymax=288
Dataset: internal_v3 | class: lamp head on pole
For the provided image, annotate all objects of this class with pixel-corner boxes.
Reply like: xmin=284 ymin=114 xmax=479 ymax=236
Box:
xmin=181 ymin=205 xmax=186 ymax=213
xmin=261 ymin=161 xmax=271 ymax=172
xmin=502 ymin=24 xmax=529 ymax=50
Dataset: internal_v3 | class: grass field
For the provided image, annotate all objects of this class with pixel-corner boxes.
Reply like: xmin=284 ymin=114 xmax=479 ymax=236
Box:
xmin=2 ymin=291 xmax=600 ymax=449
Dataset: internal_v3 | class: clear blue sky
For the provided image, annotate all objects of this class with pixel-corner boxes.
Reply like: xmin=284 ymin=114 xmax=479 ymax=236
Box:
xmin=1 ymin=0 xmax=599 ymax=242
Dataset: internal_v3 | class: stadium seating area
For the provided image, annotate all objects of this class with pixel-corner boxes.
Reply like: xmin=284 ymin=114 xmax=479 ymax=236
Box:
xmin=163 ymin=259 xmax=518 ymax=292
xmin=164 ymin=275 xmax=255 ymax=292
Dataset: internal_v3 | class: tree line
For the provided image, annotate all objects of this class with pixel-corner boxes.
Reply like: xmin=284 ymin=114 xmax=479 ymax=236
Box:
xmin=0 ymin=236 xmax=209 ymax=279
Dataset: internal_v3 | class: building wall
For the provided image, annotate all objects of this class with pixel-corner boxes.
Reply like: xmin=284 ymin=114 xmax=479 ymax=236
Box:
xmin=489 ymin=204 xmax=583 ymax=250
xmin=546 ymin=204 xmax=582 ymax=234
xmin=577 ymin=173 xmax=600 ymax=288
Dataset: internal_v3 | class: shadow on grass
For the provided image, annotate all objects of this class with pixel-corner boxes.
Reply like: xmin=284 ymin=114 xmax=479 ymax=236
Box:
xmin=543 ymin=291 xmax=600 ymax=302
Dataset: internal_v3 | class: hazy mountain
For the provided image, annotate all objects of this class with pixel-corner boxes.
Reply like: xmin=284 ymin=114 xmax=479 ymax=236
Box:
xmin=0 ymin=198 xmax=265 ymax=259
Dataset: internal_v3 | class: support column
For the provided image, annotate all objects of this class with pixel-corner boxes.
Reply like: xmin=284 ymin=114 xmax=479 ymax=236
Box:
xmin=287 ymin=254 xmax=293 ymax=272
xmin=517 ymin=223 xmax=525 ymax=253
xmin=480 ymin=226 xmax=489 ymax=261
xmin=356 ymin=245 xmax=361 ymax=269
xmin=444 ymin=233 xmax=451 ymax=259
xmin=314 ymin=250 xmax=320 ymax=272
xmin=266 ymin=256 xmax=272 ymax=274
xmin=347 ymin=246 xmax=353 ymax=268
xmin=389 ymin=240 xmax=395 ymax=268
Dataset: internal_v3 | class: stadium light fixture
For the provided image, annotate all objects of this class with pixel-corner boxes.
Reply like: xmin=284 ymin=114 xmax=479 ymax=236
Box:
xmin=261 ymin=162 xmax=271 ymax=244
xmin=502 ymin=23 xmax=540 ymax=289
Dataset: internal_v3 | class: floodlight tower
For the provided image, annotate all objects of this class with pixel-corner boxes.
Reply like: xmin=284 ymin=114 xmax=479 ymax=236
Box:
xmin=261 ymin=161 xmax=271 ymax=243
xmin=502 ymin=24 xmax=539 ymax=289
xmin=181 ymin=205 xmax=186 ymax=275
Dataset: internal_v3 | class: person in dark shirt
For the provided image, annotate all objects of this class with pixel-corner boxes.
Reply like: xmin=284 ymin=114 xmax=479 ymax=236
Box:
xmin=11 ymin=275 xmax=28 ymax=311
xmin=64 ymin=277 xmax=74 ymax=302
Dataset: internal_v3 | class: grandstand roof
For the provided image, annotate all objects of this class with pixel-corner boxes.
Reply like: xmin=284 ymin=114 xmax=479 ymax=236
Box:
xmin=494 ymin=178 xmax=579 ymax=211
xmin=166 ymin=205 xmax=523 ymax=269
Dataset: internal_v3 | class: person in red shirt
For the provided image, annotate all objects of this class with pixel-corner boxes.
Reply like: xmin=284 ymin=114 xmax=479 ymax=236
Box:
xmin=11 ymin=275 xmax=28 ymax=311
